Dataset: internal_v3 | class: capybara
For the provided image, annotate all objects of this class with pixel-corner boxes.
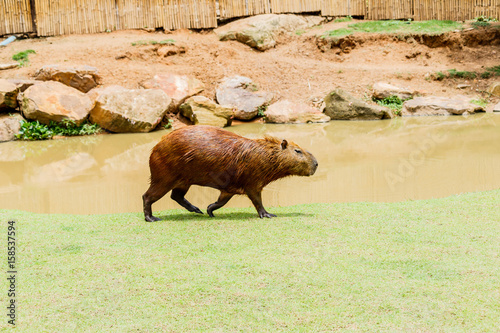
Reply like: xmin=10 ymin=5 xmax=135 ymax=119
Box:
xmin=143 ymin=125 xmax=318 ymax=222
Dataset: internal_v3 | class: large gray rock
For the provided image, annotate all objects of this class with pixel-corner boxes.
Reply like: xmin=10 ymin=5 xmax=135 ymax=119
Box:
xmin=140 ymin=73 xmax=204 ymax=113
xmin=402 ymin=96 xmax=485 ymax=116
xmin=35 ymin=64 xmax=102 ymax=93
xmin=215 ymin=14 xmax=323 ymax=51
xmin=265 ymin=100 xmax=330 ymax=124
xmin=89 ymin=86 xmax=171 ymax=133
xmin=18 ymin=81 xmax=93 ymax=125
xmin=0 ymin=79 xmax=19 ymax=110
xmin=324 ymin=89 xmax=393 ymax=120
xmin=372 ymin=82 xmax=414 ymax=100
xmin=216 ymin=76 xmax=273 ymax=120
xmin=0 ymin=113 xmax=23 ymax=142
xmin=179 ymin=96 xmax=233 ymax=128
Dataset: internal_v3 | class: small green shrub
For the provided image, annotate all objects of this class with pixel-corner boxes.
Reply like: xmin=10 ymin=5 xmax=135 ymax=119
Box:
xmin=12 ymin=49 xmax=36 ymax=67
xmin=164 ymin=119 xmax=173 ymax=129
xmin=374 ymin=95 xmax=411 ymax=116
xmin=50 ymin=120 xmax=102 ymax=136
xmin=16 ymin=120 xmax=53 ymax=140
xmin=257 ymin=105 xmax=268 ymax=118
xmin=470 ymin=99 xmax=488 ymax=108
xmin=16 ymin=119 xmax=101 ymax=141
xmin=295 ymin=29 xmax=307 ymax=36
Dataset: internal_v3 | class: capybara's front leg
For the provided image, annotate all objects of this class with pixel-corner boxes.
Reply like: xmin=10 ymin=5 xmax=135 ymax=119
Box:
xmin=207 ymin=191 xmax=234 ymax=217
xmin=142 ymin=184 xmax=170 ymax=222
xmin=246 ymin=189 xmax=277 ymax=218
xmin=170 ymin=188 xmax=203 ymax=214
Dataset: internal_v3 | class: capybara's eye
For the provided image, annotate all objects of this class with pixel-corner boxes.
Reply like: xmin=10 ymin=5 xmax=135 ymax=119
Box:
xmin=294 ymin=149 xmax=302 ymax=154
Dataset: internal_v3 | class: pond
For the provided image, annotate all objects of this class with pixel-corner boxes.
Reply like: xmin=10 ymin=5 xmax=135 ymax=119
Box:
xmin=1 ymin=113 xmax=499 ymax=215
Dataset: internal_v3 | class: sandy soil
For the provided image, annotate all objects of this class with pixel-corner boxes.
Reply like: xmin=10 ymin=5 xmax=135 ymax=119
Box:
xmin=1 ymin=19 xmax=499 ymax=110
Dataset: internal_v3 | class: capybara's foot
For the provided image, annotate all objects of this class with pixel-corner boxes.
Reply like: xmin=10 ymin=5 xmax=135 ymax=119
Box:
xmin=145 ymin=215 xmax=161 ymax=222
xmin=207 ymin=205 xmax=216 ymax=218
xmin=188 ymin=206 xmax=203 ymax=214
xmin=259 ymin=212 xmax=277 ymax=218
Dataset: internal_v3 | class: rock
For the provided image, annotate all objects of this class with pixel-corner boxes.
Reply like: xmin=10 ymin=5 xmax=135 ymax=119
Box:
xmin=0 ymin=113 xmax=23 ymax=142
xmin=402 ymin=96 xmax=485 ymax=116
xmin=0 ymin=63 xmax=18 ymax=70
xmin=324 ymin=89 xmax=393 ymax=120
xmin=6 ymin=78 xmax=38 ymax=92
xmin=492 ymin=102 xmax=500 ymax=112
xmin=179 ymin=96 xmax=233 ymax=128
xmin=487 ymin=82 xmax=500 ymax=97
xmin=264 ymin=100 xmax=330 ymax=124
xmin=456 ymin=84 xmax=471 ymax=90
xmin=89 ymin=86 xmax=171 ymax=133
xmin=216 ymin=76 xmax=273 ymax=120
xmin=215 ymin=14 xmax=323 ymax=51
xmin=140 ymin=73 xmax=204 ymax=112
xmin=34 ymin=64 xmax=102 ymax=93
xmin=372 ymin=82 xmax=414 ymax=100
xmin=0 ymin=79 xmax=19 ymax=110
xmin=18 ymin=81 xmax=93 ymax=125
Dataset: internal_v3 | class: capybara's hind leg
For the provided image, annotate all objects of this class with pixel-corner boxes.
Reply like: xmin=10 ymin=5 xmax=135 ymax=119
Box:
xmin=171 ymin=187 xmax=203 ymax=214
xmin=143 ymin=183 xmax=171 ymax=222
xmin=207 ymin=191 xmax=234 ymax=217
xmin=246 ymin=189 xmax=277 ymax=218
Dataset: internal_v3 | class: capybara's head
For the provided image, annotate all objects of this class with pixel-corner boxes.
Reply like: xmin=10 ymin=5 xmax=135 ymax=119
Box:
xmin=265 ymin=137 xmax=318 ymax=177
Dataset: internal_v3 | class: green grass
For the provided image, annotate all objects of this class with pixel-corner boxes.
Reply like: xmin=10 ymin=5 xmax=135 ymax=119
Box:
xmin=12 ymin=49 xmax=36 ymax=67
xmin=131 ymin=39 xmax=175 ymax=46
xmin=470 ymin=98 xmax=488 ymax=108
xmin=432 ymin=65 xmax=500 ymax=81
xmin=333 ymin=16 xmax=352 ymax=23
xmin=323 ymin=20 xmax=463 ymax=38
xmin=1 ymin=189 xmax=500 ymax=331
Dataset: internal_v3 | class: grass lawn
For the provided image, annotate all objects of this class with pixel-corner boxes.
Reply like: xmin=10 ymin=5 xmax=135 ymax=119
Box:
xmin=1 ymin=189 xmax=499 ymax=331
xmin=323 ymin=20 xmax=463 ymax=38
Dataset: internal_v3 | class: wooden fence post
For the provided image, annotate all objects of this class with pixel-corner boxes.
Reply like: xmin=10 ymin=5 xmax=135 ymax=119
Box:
xmin=29 ymin=0 xmax=38 ymax=35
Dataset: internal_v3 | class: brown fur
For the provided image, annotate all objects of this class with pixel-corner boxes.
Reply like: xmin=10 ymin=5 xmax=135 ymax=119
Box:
xmin=142 ymin=125 xmax=318 ymax=221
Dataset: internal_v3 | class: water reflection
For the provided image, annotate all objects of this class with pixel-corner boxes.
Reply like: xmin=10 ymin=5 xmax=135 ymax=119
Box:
xmin=1 ymin=114 xmax=499 ymax=214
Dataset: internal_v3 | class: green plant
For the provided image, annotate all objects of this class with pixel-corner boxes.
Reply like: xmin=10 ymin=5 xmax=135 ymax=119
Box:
xmin=374 ymin=95 xmax=411 ymax=116
xmin=482 ymin=65 xmax=500 ymax=78
xmin=470 ymin=99 xmax=488 ymax=108
xmin=447 ymin=69 xmax=477 ymax=79
xmin=164 ymin=119 xmax=173 ymax=129
xmin=474 ymin=15 xmax=498 ymax=22
xmin=16 ymin=120 xmax=53 ymax=140
xmin=257 ymin=105 xmax=268 ymax=118
xmin=295 ymin=29 xmax=307 ymax=36
xmin=12 ymin=49 xmax=36 ymax=67
xmin=16 ymin=119 xmax=101 ymax=141
xmin=334 ymin=16 xmax=352 ymax=23
xmin=49 ymin=119 xmax=102 ymax=136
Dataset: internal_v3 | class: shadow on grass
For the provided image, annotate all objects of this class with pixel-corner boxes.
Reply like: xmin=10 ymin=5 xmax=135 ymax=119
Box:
xmin=154 ymin=211 xmax=311 ymax=222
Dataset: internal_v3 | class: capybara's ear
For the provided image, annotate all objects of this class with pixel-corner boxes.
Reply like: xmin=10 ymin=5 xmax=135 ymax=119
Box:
xmin=281 ymin=139 xmax=288 ymax=150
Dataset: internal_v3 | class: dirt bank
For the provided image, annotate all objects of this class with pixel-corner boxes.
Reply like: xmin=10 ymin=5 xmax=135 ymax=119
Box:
xmin=1 ymin=20 xmax=499 ymax=109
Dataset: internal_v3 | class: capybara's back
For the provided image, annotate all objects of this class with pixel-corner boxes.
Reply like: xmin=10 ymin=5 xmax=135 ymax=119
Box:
xmin=143 ymin=125 xmax=318 ymax=222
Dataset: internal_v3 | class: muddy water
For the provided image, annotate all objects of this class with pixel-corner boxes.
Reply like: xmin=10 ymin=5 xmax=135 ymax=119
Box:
xmin=1 ymin=114 xmax=499 ymax=215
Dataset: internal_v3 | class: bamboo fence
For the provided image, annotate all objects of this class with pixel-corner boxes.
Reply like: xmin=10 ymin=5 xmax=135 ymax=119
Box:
xmin=321 ymin=0 xmax=366 ymax=17
xmin=0 ymin=0 xmax=33 ymax=35
xmin=367 ymin=0 xmax=413 ymax=20
xmin=218 ymin=0 xmax=270 ymax=19
xmin=1 ymin=0 xmax=499 ymax=37
xmin=34 ymin=0 xmax=116 ymax=36
xmin=157 ymin=0 xmax=217 ymax=30
xmin=270 ymin=0 xmax=321 ymax=13
xmin=414 ymin=0 xmax=499 ymax=21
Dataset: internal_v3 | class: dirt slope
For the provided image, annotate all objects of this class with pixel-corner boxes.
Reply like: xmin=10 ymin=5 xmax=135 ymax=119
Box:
xmin=1 ymin=20 xmax=499 ymax=109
